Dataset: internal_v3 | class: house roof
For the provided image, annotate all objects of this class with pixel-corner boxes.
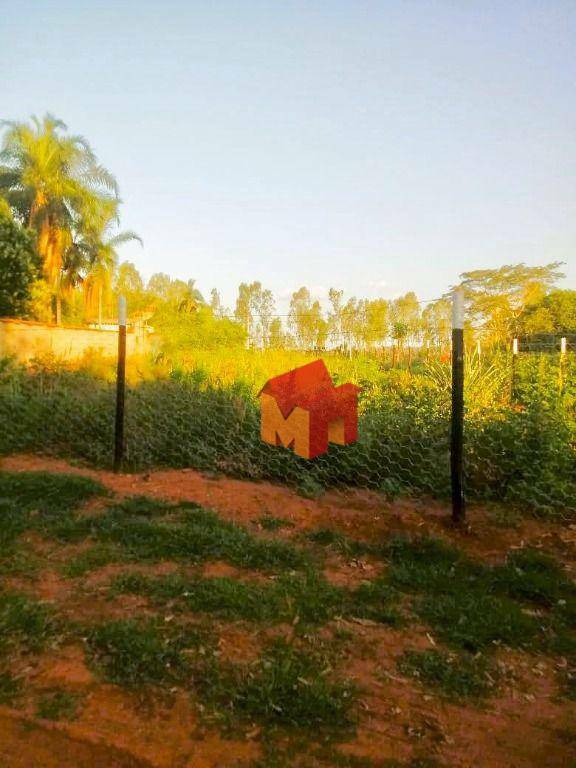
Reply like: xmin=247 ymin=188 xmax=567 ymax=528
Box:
xmin=259 ymin=359 xmax=360 ymax=418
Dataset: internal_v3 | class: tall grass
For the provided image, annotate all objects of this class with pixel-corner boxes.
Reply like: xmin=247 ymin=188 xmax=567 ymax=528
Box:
xmin=0 ymin=348 xmax=574 ymax=515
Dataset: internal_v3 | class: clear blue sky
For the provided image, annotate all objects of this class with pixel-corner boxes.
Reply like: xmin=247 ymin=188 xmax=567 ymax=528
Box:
xmin=1 ymin=0 xmax=575 ymax=311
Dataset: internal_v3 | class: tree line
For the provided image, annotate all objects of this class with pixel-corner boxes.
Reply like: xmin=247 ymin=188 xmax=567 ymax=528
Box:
xmin=1 ymin=114 xmax=575 ymax=355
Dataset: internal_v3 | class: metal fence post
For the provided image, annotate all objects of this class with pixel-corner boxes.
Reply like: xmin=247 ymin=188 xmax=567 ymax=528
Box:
xmin=559 ymin=336 xmax=567 ymax=394
xmin=114 ymin=296 xmax=127 ymax=472
xmin=451 ymin=287 xmax=465 ymax=524
xmin=511 ymin=337 xmax=519 ymax=402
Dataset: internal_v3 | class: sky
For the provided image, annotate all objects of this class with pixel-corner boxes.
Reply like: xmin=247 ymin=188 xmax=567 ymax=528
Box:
xmin=1 ymin=0 xmax=575 ymax=312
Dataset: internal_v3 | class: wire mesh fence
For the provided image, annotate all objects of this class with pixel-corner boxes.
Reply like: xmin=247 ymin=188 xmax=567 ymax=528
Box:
xmin=0 ymin=325 xmax=575 ymax=519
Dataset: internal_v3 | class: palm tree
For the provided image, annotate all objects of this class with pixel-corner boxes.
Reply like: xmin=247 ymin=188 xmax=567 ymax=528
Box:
xmin=0 ymin=113 xmax=118 ymax=323
xmin=79 ymin=201 xmax=142 ymax=326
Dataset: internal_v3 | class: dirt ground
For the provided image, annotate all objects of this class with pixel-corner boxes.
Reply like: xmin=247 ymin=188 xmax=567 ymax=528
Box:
xmin=0 ymin=454 xmax=575 ymax=768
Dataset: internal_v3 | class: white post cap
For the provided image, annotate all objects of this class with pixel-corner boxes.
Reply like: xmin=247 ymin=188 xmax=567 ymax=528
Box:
xmin=118 ymin=295 xmax=127 ymax=327
xmin=452 ymin=287 xmax=465 ymax=330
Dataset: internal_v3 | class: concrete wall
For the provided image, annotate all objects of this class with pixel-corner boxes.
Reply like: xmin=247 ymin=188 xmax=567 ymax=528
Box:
xmin=0 ymin=318 xmax=152 ymax=363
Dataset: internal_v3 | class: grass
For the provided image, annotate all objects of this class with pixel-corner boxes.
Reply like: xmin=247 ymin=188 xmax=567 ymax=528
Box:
xmin=86 ymin=618 xmax=207 ymax=686
xmin=398 ymin=649 xmax=497 ymax=699
xmin=198 ymin=639 xmax=357 ymax=732
xmin=415 ymin=592 xmax=540 ymax=653
xmin=306 ymin=528 xmax=380 ymax=559
xmin=36 ymin=689 xmax=81 ymax=720
xmin=0 ymin=592 xmax=57 ymax=653
xmin=111 ymin=570 xmax=401 ymax=627
xmin=0 ymin=471 xmax=105 ymax=547
xmin=0 ymin=671 xmax=21 ymax=705
xmin=61 ymin=544 xmax=127 ymax=578
xmin=490 ymin=548 xmax=576 ymax=616
xmin=85 ymin=499 xmax=311 ymax=572
xmin=258 ymin=516 xmax=295 ymax=532
xmin=87 ymin=620 xmax=356 ymax=732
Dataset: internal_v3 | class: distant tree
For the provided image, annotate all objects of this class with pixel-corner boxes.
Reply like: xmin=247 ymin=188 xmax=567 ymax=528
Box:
xmin=80 ymin=202 xmax=142 ymax=324
xmin=152 ymin=303 xmax=245 ymax=352
xmin=422 ymin=298 xmax=451 ymax=350
xmin=268 ymin=317 xmax=286 ymax=348
xmin=288 ymin=287 xmax=327 ymax=350
xmin=459 ymin=262 xmax=564 ymax=344
xmin=518 ymin=289 xmax=576 ymax=335
xmin=234 ymin=281 xmax=275 ymax=347
xmin=327 ymin=288 xmax=345 ymax=348
xmin=0 ymin=213 xmax=40 ymax=316
xmin=209 ymin=288 xmax=225 ymax=318
xmin=147 ymin=273 xmax=172 ymax=299
xmin=116 ymin=261 xmax=144 ymax=294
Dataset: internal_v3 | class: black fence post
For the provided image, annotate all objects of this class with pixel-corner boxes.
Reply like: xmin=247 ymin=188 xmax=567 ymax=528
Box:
xmin=451 ymin=287 xmax=465 ymax=524
xmin=114 ymin=295 xmax=127 ymax=472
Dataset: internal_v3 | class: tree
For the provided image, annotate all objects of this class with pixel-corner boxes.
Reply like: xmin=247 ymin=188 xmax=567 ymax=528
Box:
xmin=0 ymin=213 xmax=40 ymax=316
xmin=80 ymin=201 xmax=142 ymax=325
xmin=422 ymin=298 xmax=451 ymax=351
xmin=0 ymin=114 xmax=119 ymax=323
xmin=209 ymin=288 xmax=225 ymax=318
xmin=147 ymin=273 xmax=172 ymax=300
xmin=327 ymin=288 xmax=345 ymax=349
xmin=288 ymin=287 xmax=327 ymax=350
xmin=459 ymin=262 xmax=564 ymax=344
xmin=234 ymin=281 xmax=275 ymax=347
xmin=390 ymin=292 xmax=421 ymax=362
xmin=518 ymin=289 xmax=576 ymax=335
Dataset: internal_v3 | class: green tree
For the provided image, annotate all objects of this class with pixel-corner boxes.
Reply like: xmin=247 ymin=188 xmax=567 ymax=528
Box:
xmin=518 ymin=289 xmax=576 ymax=335
xmin=79 ymin=201 xmax=142 ymax=325
xmin=234 ymin=281 xmax=275 ymax=347
xmin=0 ymin=213 xmax=40 ymax=316
xmin=459 ymin=263 xmax=564 ymax=344
xmin=0 ymin=114 xmax=118 ymax=323
xmin=288 ymin=287 xmax=327 ymax=350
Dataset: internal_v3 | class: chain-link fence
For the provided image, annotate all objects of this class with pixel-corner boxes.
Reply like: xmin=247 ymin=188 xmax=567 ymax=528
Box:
xmin=0 ymin=325 xmax=574 ymax=518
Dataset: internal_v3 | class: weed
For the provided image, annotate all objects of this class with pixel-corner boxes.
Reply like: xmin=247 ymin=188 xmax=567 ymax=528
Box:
xmin=398 ymin=649 xmax=497 ymax=699
xmin=36 ymin=689 xmax=81 ymax=720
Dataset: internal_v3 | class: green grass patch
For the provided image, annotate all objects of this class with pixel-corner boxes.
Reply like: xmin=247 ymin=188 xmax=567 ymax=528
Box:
xmin=398 ymin=649 xmax=497 ymax=699
xmin=111 ymin=570 xmax=401 ymax=627
xmin=199 ymin=639 xmax=356 ymax=732
xmin=415 ymin=592 xmax=540 ymax=653
xmin=490 ymin=548 xmax=576 ymax=617
xmin=306 ymin=529 xmax=380 ymax=559
xmin=0 ymin=671 xmax=21 ymax=705
xmin=36 ymin=689 xmax=81 ymax=720
xmin=87 ymin=501 xmax=310 ymax=572
xmin=258 ymin=516 xmax=295 ymax=532
xmin=86 ymin=619 xmax=207 ymax=686
xmin=0 ymin=471 xmax=106 ymax=547
xmin=0 ymin=592 xmax=57 ymax=653
xmin=61 ymin=544 xmax=127 ymax=578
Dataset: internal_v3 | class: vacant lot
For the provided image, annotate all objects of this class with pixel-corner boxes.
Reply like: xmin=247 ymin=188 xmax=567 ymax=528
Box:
xmin=0 ymin=454 xmax=574 ymax=768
